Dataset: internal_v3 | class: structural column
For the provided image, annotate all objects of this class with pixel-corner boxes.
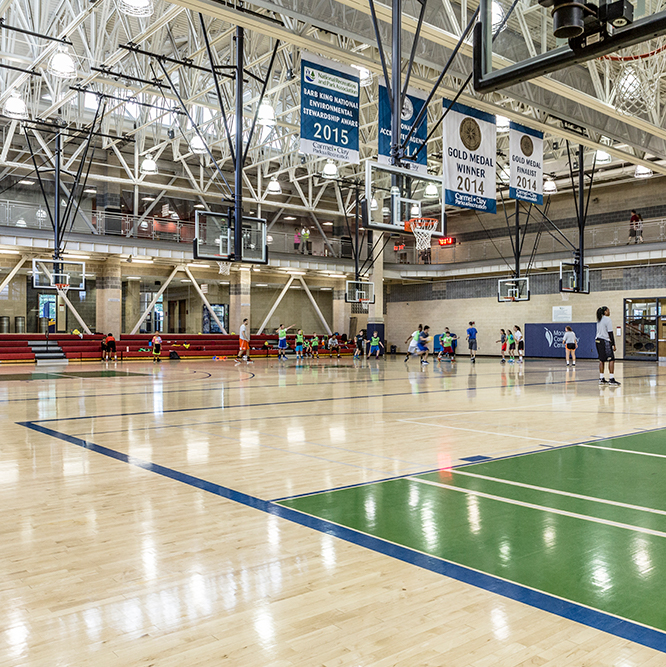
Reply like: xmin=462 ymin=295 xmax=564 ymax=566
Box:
xmin=123 ymin=280 xmax=141 ymax=333
xmin=332 ymin=279 xmax=351 ymax=337
xmin=229 ymin=269 xmax=251 ymax=334
xmin=368 ymin=233 xmax=385 ymax=342
xmin=96 ymin=257 xmax=122 ymax=337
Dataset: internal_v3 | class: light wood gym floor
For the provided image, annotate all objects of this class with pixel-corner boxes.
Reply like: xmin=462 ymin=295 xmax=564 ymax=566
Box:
xmin=2 ymin=356 xmax=666 ymax=666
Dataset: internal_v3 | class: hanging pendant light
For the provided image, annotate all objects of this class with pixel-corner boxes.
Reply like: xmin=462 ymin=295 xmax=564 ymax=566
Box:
xmin=322 ymin=159 xmax=339 ymax=180
xmin=191 ymin=134 xmax=207 ymax=154
xmin=351 ymin=64 xmax=373 ymax=87
xmin=370 ymin=196 xmax=378 ymax=211
xmin=140 ymin=154 xmax=158 ymax=175
xmin=116 ymin=0 xmax=154 ymax=17
xmin=3 ymin=90 xmax=29 ymax=120
xmin=47 ymin=46 xmax=77 ymax=79
xmin=257 ymin=101 xmax=276 ymax=127
xmin=424 ymin=182 xmax=439 ymax=199
xmin=634 ymin=164 xmax=653 ymax=179
xmin=543 ymin=178 xmax=557 ymax=194
xmin=410 ymin=203 xmax=421 ymax=218
xmin=266 ymin=176 xmax=282 ymax=195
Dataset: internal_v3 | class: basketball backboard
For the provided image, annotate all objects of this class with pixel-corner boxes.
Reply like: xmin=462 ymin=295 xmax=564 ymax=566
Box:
xmin=363 ymin=160 xmax=445 ymax=237
xmin=194 ymin=209 xmax=268 ymax=264
xmin=345 ymin=280 xmax=375 ymax=304
xmin=32 ymin=259 xmax=85 ymax=290
xmin=560 ymin=262 xmax=590 ymax=293
xmin=498 ymin=277 xmax=530 ymax=302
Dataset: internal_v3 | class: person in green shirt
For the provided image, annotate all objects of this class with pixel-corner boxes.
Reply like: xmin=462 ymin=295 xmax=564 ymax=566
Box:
xmin=275 ymin=323 xmax=295 ymax=360
xmin=295 ymin=329 xmax=305 ymax=360
xmin=367 ymin=331 xmax=384 ymax=359
xmin=506 ymin=328 xmax=516 ymax=363
xmin=437 ymin=330 xmax=454 ymax=361
xmin=311 ymin=333 xmax=320 ymax=359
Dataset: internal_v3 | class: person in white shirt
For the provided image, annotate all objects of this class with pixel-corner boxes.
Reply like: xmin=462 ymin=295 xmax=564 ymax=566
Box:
xmin=236 ymin=318 xmax=253 ymax=364
xmin=404 ymin=324 xmax=422 ymax=362
xmin=562 ymin=326 xmax=578 ymax=366
xmin=513 ymin=325 xmax=524 ymax=363
xmin=596 ymin=306 xmax=620 ymax=386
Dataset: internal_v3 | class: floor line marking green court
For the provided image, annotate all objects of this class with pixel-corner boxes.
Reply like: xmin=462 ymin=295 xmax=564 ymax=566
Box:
xmin=451 ymin=468 xmax=666 ymax=516
xmin=397 ymin=419 xmax=569 ymax=443
xmin=406 ymin=477 xmax=666 ymax=538
xmin=580 ymin=443 xmax=666 ymax=459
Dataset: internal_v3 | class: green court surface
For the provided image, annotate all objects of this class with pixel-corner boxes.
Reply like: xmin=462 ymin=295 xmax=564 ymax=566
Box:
xmin=279 ymin=430 xmax=666 ymax=633
xmin=0 ymin=370 xmax=149 ymax=381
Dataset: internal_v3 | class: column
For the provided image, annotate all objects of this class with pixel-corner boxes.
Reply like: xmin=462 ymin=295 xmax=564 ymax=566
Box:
xmin=96 ymin=257 xmax=122 ymax=337
xmin=367 ymin=233 xmax=385 ymax=342
xmin=123 ymin=280 xmax=141 ymax=333
xmin=229 ymin=269 xmax=251 ymax=334
xmin=332 ymin=279 xmax=350 ymax=337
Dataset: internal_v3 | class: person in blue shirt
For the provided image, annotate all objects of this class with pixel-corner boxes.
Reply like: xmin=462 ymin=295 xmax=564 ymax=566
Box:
xmin=466 ymin=321 xmax=478 ymax=363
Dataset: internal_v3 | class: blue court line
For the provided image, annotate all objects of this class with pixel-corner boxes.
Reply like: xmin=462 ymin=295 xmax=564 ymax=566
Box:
xmin=28 ymin=372 xmax=658 ymax=425
xmin=16 ymin=419 xmax=666 ymax=654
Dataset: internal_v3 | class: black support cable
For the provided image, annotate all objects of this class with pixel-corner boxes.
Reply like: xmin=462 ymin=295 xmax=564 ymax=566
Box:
xmin=473 ymin=210 xmax=514 ymax=271
xmin=368 ymin=0 xmax=394 ymax=114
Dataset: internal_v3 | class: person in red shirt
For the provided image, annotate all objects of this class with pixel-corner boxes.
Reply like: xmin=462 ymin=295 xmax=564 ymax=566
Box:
xmin=628 ymin=209 xmax=643 ymax=244
xmin=104 ymin=333 xmax=117 ymax=361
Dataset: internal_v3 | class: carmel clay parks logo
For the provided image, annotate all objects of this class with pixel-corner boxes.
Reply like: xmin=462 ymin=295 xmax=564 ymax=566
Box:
xmin=520 ymin=134 xmax=534 ymax=157
xmin=459 ymin=117 xmax=482 ymax=152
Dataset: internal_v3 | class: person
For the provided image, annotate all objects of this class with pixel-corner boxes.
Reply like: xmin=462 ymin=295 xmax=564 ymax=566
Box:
xmin=293 ymin=229 xmax=301 ymax=252
xmin=300 ymin=227 xmax=311 ymax=254
xmin=354 ymin=329 xmax=366 ymax=359
xmin=311 ymin=332 xmax=320 ymax=359
xmin=627 ymin=209 xmax=643 ymax=244
xmin=446 ymin=328 xmax=458 ymax=360
xmin=596 ymin=306 xmax=620 ymax=385
xmin=151 ymin=333 xmax=162 ymax=363
xmin=513 ymin=325 xmax=524 ymax=363
xmin=563 ymin=326 xmax=578 ymax=366
xmin=303 ymin=337 xmax=312 ymax=358
xmin=104 ymin=333 xmax=117 ymax=361
xmin=417 ymin=325 xmax=431 ymax=364
xmin=496 ymin=329 xmax=507 ymax=363
xmin=368 ymin=331 xmax=384 ymax=359
xmin=328 ymin=332 xmax=340 ymax=358
xmin=404 ymin=324 xmax=422 ymax=362
xmin=236 ymin=318 xmax=252 ymax=364
xmin=507 ymin=327 xmax=516 ymax=363
xmin=466 ymin=321 xmax=478 ymax=363
xmin=294 ymin=329 xmax=305 ymax=360
xmin=437 ymin=329 xmax=454 ymax=361
xmin=275 ymin=323 xmax=295 ymax=360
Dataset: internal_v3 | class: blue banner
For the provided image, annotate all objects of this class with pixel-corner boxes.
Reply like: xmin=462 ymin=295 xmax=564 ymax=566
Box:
xmin=378 ymin=82 xmax=427 ymax=173
xmin=300 ymin=53 xmax=360 ymax=163
xmin=525 ymin=322 xmax=597 ymax=359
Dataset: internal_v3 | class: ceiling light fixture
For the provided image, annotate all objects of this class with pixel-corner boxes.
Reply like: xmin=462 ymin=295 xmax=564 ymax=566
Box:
xmin=351 ymin=64 xmax=373 ymax=87
xmin=370 ymin=197 xmax=378 ymax=211
xmin=543 ymin=179 xmax=557 ymax=194
xmin=191 ymin=134 xmax=207 ymax=154
xmin=140 ymin=155 xmax=158 ymax=175
xmin=496 ymin=115 xmax=511 ymax=133
xmin=3 ymin=90 xmax=28 ymax=120
xmin=116 ymin=0 xmax=154 ymax=18
xmin=15 ymin=218 xmax=27 ymax=227
xmin=595 ymin=150 xmax=612 ymax=164
xmin=410 ymin=203 xmax=421 ymax=217
xmin=266 ymin=176 xmax=282 ymax=195
xmin=18 ymin=179 xmax=34 ymax=185
xmin=284 ymin=215 xmax=296 ymax=221
xmin=47 ymin=46 xmax=77 ymax=79
xmin=322 ymin=159 xmax=339 ymax=179
xmin=257 ymin=101 xmax=276 ymax=127
xmin=635 ymin=164 xmax=653 ymax=179
xmin=424 ymin=183 xmax=439 ymax=198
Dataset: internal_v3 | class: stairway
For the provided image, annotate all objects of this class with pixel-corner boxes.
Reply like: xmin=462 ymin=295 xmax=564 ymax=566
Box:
xmin=29 ymin=340 xmax=68 ymax=365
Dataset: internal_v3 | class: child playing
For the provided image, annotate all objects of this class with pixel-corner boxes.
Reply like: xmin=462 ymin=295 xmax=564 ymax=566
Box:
xmin=311 ymin=333 xmax=320 ymax=359
xmin=295 ymin=329 xmax=305 ymax=360
xmin=328 ymin=333 xmax=340 ymax=358
xmin=563 ymin=326 xmax=578 ymax=366
xmin=496 ymin=329 xmax=507 ymax=363
xmin=367 ymin=331 xmax=384 ymax=359
xmin=437 ymin=329 xmax=454 ymax=361
xmin=354 ymin=329 xmax=366 ymax=359
xmin=506 ymin=327 xmax=515 ymax=363
xmin=151 ymin=333 xmax=162 ymax=363
xmin=275 ymin=323 xmax=295 ymax=360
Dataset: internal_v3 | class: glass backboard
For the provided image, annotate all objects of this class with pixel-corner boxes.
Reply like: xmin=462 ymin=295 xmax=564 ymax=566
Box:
xmin=32 ymin=259 xmax=85 ymax=290
xmin=194 ymin=209 xmax=268 ymax=264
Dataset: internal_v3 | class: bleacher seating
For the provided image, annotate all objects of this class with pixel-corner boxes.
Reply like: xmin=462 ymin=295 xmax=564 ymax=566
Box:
xmin=0 ymin=333 xmax=355 ymax=363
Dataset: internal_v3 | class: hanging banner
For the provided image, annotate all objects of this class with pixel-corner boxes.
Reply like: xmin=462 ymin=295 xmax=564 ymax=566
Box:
xmin=378 ymin=81 xmax=427 ymax=173
xmin=300 ymin=53 xmax=360 ymax=164
xmin=510 ymin=122 xmax=543 ymax=205
xmin=442 ymin=99 xmax=496 ymax=213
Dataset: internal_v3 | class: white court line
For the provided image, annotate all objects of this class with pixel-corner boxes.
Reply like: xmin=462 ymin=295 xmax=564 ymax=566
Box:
xmin=447 ymin=469 xmax=666 ymax=517
xmin=580 ymin=443 xmax=666 ymax=459
xmin=397 ymin=419 xmax=568 ymax=444
xmin=406 ymin=476 xmax=666 ymax=539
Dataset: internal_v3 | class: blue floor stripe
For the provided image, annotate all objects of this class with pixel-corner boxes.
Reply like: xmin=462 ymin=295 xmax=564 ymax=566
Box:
xmin=18 ymin=418 xmax=666 ymax=654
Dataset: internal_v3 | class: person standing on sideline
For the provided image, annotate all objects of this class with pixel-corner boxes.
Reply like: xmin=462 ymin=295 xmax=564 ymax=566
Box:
xmin=563 ymin=326 xmax=578 ymax=366
xmin=293 ymin=229 xmax=301 ymax=252
xmin=294 ymin=329 xmax=305 ymax=360
xmin=496 ymin=329 xmax=507 ymax=363
xmin=466 ymin=321 xmax=478 ymax=363
xmin=236 ymin=318 xmax=252 ymax=364
xmin=275 ymin=323 xmax=295 ymax=360
xmin=404 ymin=324 xmax=422 ymax=362
xmin=151 ymin=333 xmax=162 ymax=363
xmin=104 ymin=333 xmax=117 ymax=361
xmin=628 ymin=209 xmax=643 ymax=244
xmin=368 ymin=331 xmax=384 ymax=359
xmin=507 ymin=327 xmax=516 ymax=363
xmin=311 ymin=333 xmax=320 ymax=359
xmin=417 ymin=325 xmax=431 ymax=365
xmin=513 ymin=325 xmax=524 ymax=363
xmin=596 ymin=306 xmax=621 ymax=385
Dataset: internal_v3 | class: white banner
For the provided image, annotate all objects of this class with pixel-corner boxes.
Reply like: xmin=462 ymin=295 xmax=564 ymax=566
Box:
xmin=443 ymin=99 xmax=496 ymax=213
xmin=510 ymin=122 xmax=543 ymax=205
xmin=300 ymin=52 xmax=360 ymax=163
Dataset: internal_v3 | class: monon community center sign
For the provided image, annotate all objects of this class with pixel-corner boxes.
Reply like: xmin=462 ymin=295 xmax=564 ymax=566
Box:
xmin=525 ymin=322 xmax=597 ymax=359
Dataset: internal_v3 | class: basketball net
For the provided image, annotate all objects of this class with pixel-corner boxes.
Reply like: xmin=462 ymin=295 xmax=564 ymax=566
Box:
xmin=217 ymin=261 xmax=231 ymax=275
xmin=406 ymin=218 xmax=438 ymax=252
xmin=603 ymin=8 xmax=666 ymax=115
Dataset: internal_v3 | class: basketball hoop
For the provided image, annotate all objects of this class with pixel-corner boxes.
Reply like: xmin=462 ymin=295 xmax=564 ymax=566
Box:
xmin=55 ymin=283 xmax=69 ymax=293
xmin=217 ymin=261 xmax=231 ymax=275
xmin=405 ymin=218 xmax=438 ymax=252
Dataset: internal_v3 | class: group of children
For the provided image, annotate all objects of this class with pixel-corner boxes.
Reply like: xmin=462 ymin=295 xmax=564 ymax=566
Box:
xmin=496 ymin=326 xmax=525 ymax=364
xmin=273 ymin=325 xmax=350 ymax=360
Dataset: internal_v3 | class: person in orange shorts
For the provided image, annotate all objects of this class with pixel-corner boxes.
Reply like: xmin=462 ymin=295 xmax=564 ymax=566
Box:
xmin=236 ymin=318 xmax=253 ymax=364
